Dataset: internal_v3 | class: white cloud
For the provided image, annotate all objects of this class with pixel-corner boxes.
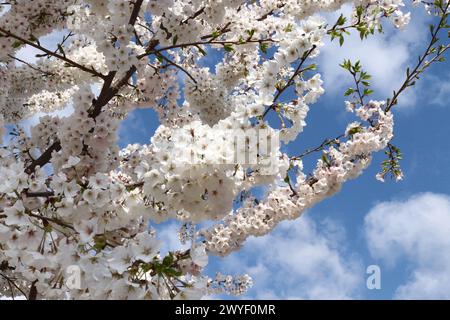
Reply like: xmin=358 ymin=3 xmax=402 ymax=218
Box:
xmin=319 ymin=5 xmax=431 ymax=109
xmin=156 ymin=222 xmax=190 ymax=255
xmin=364 ymin=193 xmax=450 ymax=299
xmin=427 ymin=74 xmax=450 ymax=107
xmin=220 ymin=215 xmax=363 ymax=299
xmin=15 ymin=30 xmax=66 ymax=65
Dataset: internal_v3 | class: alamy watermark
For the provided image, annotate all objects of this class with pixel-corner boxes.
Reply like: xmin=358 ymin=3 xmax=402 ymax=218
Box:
xmin=366 ymin=265 xmax=381 ymax=290
xmin=173 ymin=128 xmax=281 ymax=175
xmin=64 ymin=265 xmax=81 ymax=290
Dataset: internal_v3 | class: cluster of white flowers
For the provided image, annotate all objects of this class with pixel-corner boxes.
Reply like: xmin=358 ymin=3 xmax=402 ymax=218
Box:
xmin=0 ymin=1 xmax=73 ymax=60
xmin=49 ymin=87 xmax=120 ymax=175
xmin=149 ymin=0 xmax=240 ymax=46
xmin=137 ymin=118 xmax=289 ymax=223
xmin=30 ymin=116 xmax=61 ymax=151
xmin=208 ymin=272 xmax=254 ymax=296
xmin=0 ymin=0 xmax=432 ymax=300
xmin=201 ymin=101 xmax=394 ymax=256
xmin=134 ymin=66 xmax=179 ymax=111
xmin=66 ymin=2 xmax=147 ymax=77
xmin=185 ymin=68 xmax=234 ymax=126
xmin=0 ymin=40 xmax=106 ymax=121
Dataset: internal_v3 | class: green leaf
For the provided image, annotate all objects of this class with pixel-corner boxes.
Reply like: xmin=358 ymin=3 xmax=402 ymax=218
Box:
xmin=172 ymin=34 xmax=178 ymax=46
xmin=348 ymin=126 xmax=363 ymax=135
xmin=197 ymin=46 xmax=207 ymax=56
xmin=344 ymin=88 xmax=355 ymax=96
xmin=57 ymin=44 xmax=65 ymax=56
xmin=211 ymin=31 xmax=220 ymax=39
xmin=321 ymin=154 xmax=331 ymax=166
xmin=29 ymin=34 xmax=39 ymax=43
xmin=363 ymin=88 xmax=374 ymax=96
xmin=260 ymin=42 xmax=269 ymax=54
xmin=165 ymin=268 xmax=183 ymax=277
xmin=354 ymin=60 xmax=361 ymax=72
xmin=162 ymin=254 xmax=174 ymax=267
xmin=246 ymin=29 xmax=255 ymax=38
xmin=356 ymin=5 xmax=364 ymax=18
xmin=284 ymin=23 xmax=293 ymax=32
xmin=12 ymin=41 xmax=23 ymax=48
xmin=339 ymin=59 xmax=352 ymax=71
xmin=223 ymin=44 xmax=234 ymax=52
xmin=337 ymin=14 xmax=347 ymax=26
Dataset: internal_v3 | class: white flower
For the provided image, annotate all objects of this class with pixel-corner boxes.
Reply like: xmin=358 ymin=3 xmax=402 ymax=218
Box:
xmin=4 ymin=201 xmax=28 ymax=226
xmin=376 ymin=173 xmax=385 ymax=182
xmin=75 ymin=218 xmax=99 ymax=243
xmin=93 ymin=189 xmax=110 ymax=208
xmin=190 ymin=244 xmax=208 ymax=268
xmin=88 ymin=173 xmax=110 ymax=190
xmin=50 ymin=173 xmax=67 ymax=195
xmin=108 ymin=246 xmax=134 ymax=274
xmin=55 ymin=198 xmax=75 ymax=218
xmin=132 ymin=233 xmax=162 ymax=263
xmin=62 ymin=156 xmax=81 ymax=169
xmin=83 ymin=189 xmax=98 ymax=204
xmin=110 ymin=278 xmax=145 ymax=300
xmin=63 ymin=180 xmax=80 ymax=199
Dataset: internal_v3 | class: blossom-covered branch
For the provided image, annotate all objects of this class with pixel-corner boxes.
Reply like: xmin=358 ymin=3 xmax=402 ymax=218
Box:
xmin=0 ymin=0 xmax=448 ymax=300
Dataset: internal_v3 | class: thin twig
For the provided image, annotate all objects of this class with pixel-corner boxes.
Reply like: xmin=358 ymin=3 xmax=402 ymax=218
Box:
xmin=157 ymin=54 xmax=197 ymax=83
xmin=7 ymin=54 xmax=55 ymax=76
xmin=0 ymin=272 xmax=28 ymax=299
xmin=0 ymin=27 xmax=106 ymax=79
xmin=262 ymin=45 xmax=317 ymax=118
xmin=386 ymin=1 xmax=449 ymax=112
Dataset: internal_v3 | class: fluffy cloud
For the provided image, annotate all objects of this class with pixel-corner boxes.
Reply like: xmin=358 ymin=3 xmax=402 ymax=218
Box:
xmin=220 ymin=216 xmax=364 ymax=299
xmin=364 ymin=193 xmax=450 ymax=299
xmin=15 ymin=30 xmax=66 ymax=64
xmin=428 ymin=74 xmax=450 ymax=107
xmin=319 ymin=5 xmax=430 ymax=108
xmin=156 ymin=222 xmax=190 ymax=255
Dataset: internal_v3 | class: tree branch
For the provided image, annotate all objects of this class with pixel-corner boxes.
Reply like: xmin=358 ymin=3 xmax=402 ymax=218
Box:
xmin=0 ymin=272 xmax=28 ymax=299
xmin=385 ymin=1 xmax=449 ymax=112
xmin=262 ymin=45 xmax=317 ymax=118
xmin=128 ymin=0 xmax=144 ymax=26
xmin=0 ymin=27 xmax=106 ymax=79
xmin=291 ymin=134 xmax=345 ymax=160
xmin=139 ymin=38 xmax=277 ymax=59
xmin=7 ymin=54 xmax=55 ymax=76
xmin=25 ymin=141 xmax=61 ymax=174
xmin=28 ymin=280 xmax=37 ymax=300
xmin=157 ymin=53 xmax=197 ymax=83
xmin=23 ymin=4 xmax=158 ymax=175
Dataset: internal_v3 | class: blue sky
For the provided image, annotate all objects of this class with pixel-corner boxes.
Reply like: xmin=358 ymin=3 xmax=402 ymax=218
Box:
xmin=9 ymin=3 xmax=450 ymax=300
